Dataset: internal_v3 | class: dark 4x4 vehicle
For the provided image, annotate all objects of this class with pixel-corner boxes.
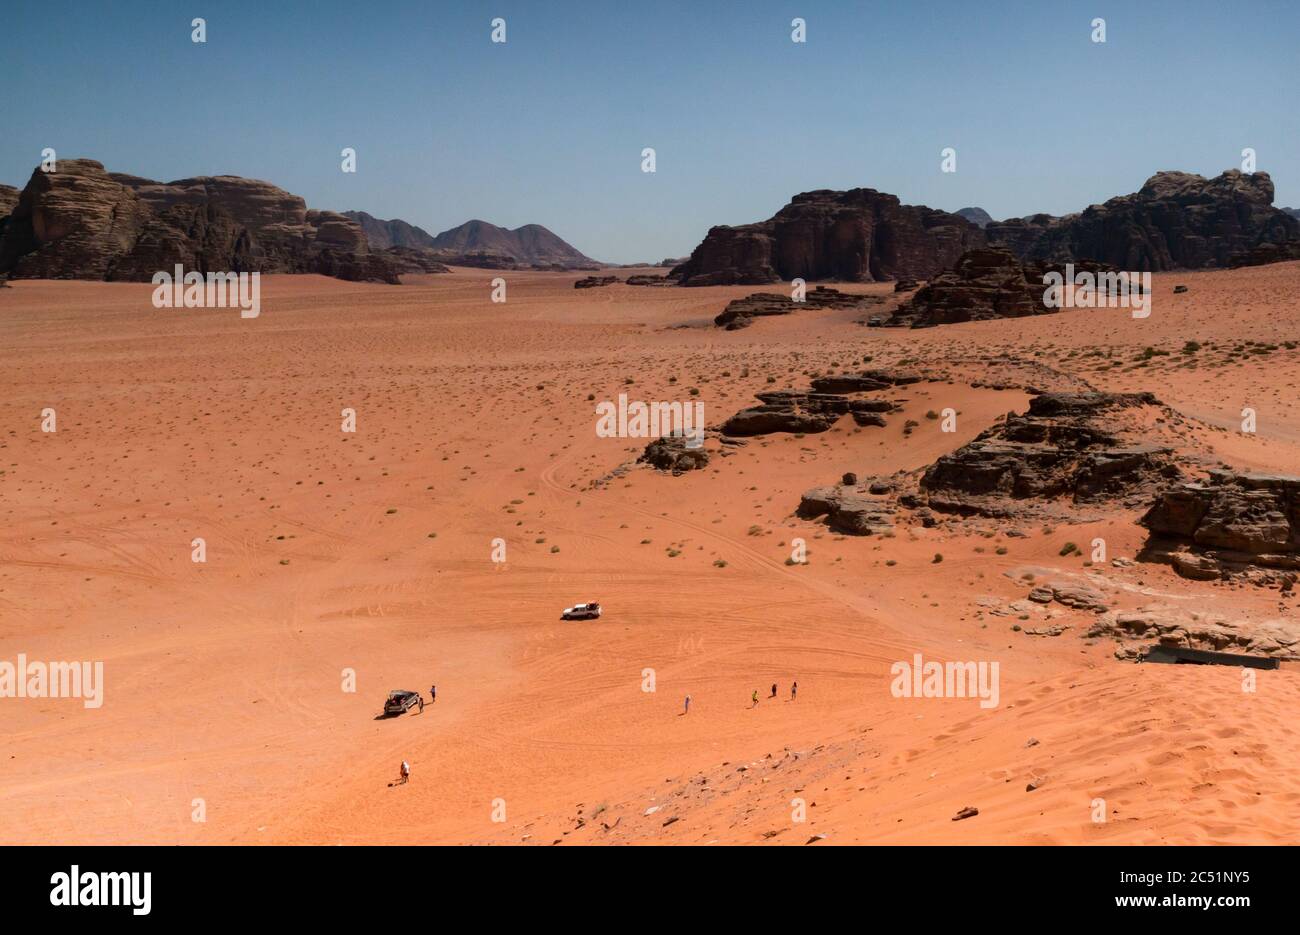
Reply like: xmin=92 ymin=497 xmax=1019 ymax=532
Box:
xmin=384 ymin=690 xmax=423 ymax=716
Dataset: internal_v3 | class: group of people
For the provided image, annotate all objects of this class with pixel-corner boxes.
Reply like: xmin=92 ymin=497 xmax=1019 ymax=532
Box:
xmin=752 ymin=682 xmax=796 ymax=707
xmin=394 ymin=684 xmax=438 ymax=785
xmin=398 ymin=679 xmax=804 ymax=783
xmin=682 ymin=681 xmax=797 ymax=715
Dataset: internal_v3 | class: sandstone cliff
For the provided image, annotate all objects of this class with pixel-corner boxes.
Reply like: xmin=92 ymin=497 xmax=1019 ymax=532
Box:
xmin=0 ymin=159 xmax=401 ymax=283
xmin=987 ymin=170 xmax=1300 ymax=270
xmin=672 ymin=188 xmax=985 ymax=286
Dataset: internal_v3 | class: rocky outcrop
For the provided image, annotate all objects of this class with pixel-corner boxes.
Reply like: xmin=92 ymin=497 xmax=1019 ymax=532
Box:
xmin=714 ymin=286 xmax=881 ymax=330
xmin=1088 ymin=607 xmax=1300 ymax=660
xmin=1228 ymin=241 xmax=1300 ymax=268
xmin=0 ymin=159 xmax=400 ymax=283
xmin=888 ymin=249 xmax=1142 ymax=328
xmin=638 ymin=435 xmax=710 ymax=474
xmin=722 ymin=391 xmax=896 ymax=436
xmin=888 ymin=248 xmax=1041 ymax=326
xmin=797 ymin=485 xmax=895 ymax=535
xmin=625 ymin=274 xmax=673 ymax=286
xmin=1139 ymin=471 xmax=1300 ymax=584
xmin=987 ymin=170 xmax=1300 ymax=270
xmin=0 ymin=184 xmax=19 ymax=242
xmin=1026 ymin=581 xmax=1108 ymax=612
xmin=808 ymin=368 xmax=921 ymax=393
xmin=920 ymin=392 xmax=1187 ymax=518
xmin=673 ymin=188 xmax=984 ymax=286
xmin=721 ymin=369 xmax=917 ymax=436
xmin=379 ymin=246 xmax=452 ymax=274
xmin=0 ymin=162 xmax=153 ymax=279
xmin=982 ymin=213 xmax=1062 ymax=259
xmin=575 ymin=275 xmax=618 ymax=289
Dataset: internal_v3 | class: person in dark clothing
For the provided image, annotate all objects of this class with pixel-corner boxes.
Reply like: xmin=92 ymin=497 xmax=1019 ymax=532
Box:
xmin=770 ymin=683 xmax=777 ymax=699
xmin=791 ymin=681 xmax=798 ymax=700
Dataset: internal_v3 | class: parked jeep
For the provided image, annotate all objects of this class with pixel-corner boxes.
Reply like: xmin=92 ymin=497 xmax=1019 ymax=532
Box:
xmin=561 ymin=601 xmax=602 ymax=620
xmin=384 ymin=690 xmax=423 ymax=716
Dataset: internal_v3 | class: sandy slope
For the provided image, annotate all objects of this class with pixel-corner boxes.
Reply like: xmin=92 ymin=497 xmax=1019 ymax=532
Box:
xmin=1 ymin=264 xmax=1297 ymax=845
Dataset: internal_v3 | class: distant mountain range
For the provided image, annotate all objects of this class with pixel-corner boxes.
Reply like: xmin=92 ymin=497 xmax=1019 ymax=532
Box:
xmin=956 ymin=207 xmax=994 ymax=228
xmin=5 ymin=160 xmax=1297 ymax=286
xmin=342 ymin=211 xmax=439 ymax=251
xmin=343 ymin=212 xmax=598 ymax=269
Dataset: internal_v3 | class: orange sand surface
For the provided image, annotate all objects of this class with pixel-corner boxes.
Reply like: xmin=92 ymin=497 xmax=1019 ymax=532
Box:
xmin=1 ymin=265 xmax=1297 ymax=844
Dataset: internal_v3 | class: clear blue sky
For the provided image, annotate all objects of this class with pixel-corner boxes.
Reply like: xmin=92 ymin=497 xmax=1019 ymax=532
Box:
xmin=5 ymin=0 xmax=1298 ymax=263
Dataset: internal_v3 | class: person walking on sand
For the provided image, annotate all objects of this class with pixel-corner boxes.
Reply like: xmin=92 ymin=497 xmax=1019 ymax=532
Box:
xmin=417 ymin=694 xmax=424 ymax=714
xmin=430 ymin=684 xmax=436 ymax=703
xmin=751 ymin=689 xmax=759 ymax=708
xmin=791 ymin=681 xmax=798 ymax=701
xmin=770 ymin=683 xmax=777 ymax=699
xmin=683 ymin=694 xmax=691 ymax=715
xmin=399 ymin=760 xmax=410 ymax=784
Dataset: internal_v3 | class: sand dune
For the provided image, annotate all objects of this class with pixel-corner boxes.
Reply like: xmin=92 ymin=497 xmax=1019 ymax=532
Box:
xmin=1 ymin=265 xmax=1297 ymax=844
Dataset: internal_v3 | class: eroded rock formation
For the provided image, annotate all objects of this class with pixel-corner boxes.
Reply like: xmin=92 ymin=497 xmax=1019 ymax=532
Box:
xmin=380 ymin=246 xmax=452 ymax=274
xmin=722 ymin=391 xmax=897 ymax=436
xmin=797 ymin=485 xmax=895 ymax=535
xmin=986 ymin=170 xmax=1300 ymax=270
xmin=0 ymin=159 xmax=400 ymax=283
xmin=888 ymin=248 xmax=1041 ymax=326
xmin=887 ymin=249 xmax=1140 ymax=328
xmin=673 ymin=188 xmax=984 ymax=286
xmin=575 ymin=275 xmax=618 ymax=289
xmin=0 ymin=184 xmax=19 ymax=242
xmin=920 ymin=392 xmax=1187 ymax=518
xmin=638 ymin=435 xmax=710 ymax=474
xmin=714 ymin=286 xmax=881 ymax=330
xmin=1139 ymin=471 xmax=1300 ymax=584
xmin=1088 ymin=607 xmax=1300 ymax=660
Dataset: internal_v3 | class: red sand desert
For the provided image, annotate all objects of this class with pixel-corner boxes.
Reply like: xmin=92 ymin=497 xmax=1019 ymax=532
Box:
xmin=2 ymin=264 xmax=1298 ymax=845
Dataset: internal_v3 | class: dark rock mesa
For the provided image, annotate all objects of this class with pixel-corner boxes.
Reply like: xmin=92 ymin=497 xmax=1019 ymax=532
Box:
xmin=672 ymin=188 xmax=983 ymax=286
xmin=0 ymin=159 xmax=402 ymax=283
xmin=985 ymin=170 xmax=1300 ymax=271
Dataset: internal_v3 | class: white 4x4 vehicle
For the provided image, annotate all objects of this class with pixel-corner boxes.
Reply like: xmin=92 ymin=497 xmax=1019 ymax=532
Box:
xmin=561 ymin=601 xmax=602 ymax=620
